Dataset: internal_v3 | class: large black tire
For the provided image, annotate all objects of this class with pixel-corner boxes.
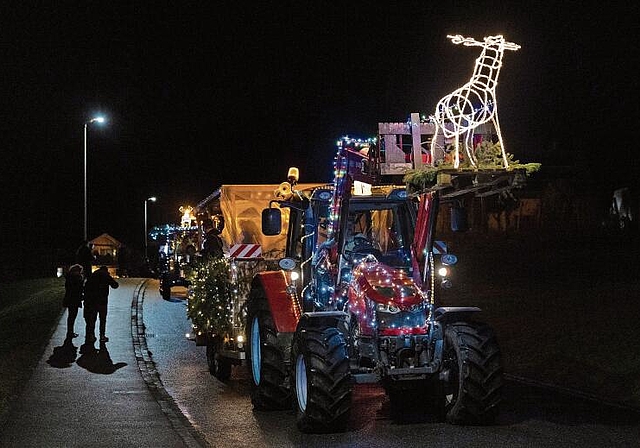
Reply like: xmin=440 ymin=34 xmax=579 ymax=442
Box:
xmin=160 ymin=280 xmax=171 ymax=300
xmin=246 ymin=293 xmax=291 ymax=410
xmin=439 ymin=321 xmax=502 ymax=424
xmin=291 ymin=324 xmax=352 ymax=433
xmin=206 ymin=336 xmax=232 ymax=381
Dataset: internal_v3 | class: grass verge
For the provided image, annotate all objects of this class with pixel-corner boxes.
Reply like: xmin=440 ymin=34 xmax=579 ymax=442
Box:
xmin=0 ymin=278 xmax=64 ymax=424
xmin=446 ymin=233 xmax=640 ymax=408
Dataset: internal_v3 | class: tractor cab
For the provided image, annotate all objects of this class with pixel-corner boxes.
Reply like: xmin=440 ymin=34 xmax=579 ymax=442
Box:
xmin=337 ymin=187 xmax=415 ymax=278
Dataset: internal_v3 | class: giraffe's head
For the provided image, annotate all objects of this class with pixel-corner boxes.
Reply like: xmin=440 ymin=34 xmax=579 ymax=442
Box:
xmin=485 ymin=35 xmax=521 ymax=51
xmin=485 ymin=35 xmax=505 ymax=45
xmin=448 ymin=34 xmax=521 ymax=51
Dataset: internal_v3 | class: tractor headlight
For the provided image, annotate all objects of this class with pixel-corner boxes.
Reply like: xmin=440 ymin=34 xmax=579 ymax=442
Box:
xmin=437 ymin=267 xmax=449 ymax=277
xmin=377 ymin=303 xmax=401 ymax=314
xmin=287 ymin=271 xmax=299 ymax=295
xmin=408 ymin=302 xmax=425 ymax=312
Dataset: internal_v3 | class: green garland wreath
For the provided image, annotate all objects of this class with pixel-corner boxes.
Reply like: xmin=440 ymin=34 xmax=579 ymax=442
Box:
xmin=403 ymin=141 xmax=541 ymax=194
xmin=187 ymin=257 xmax=233 ymax=334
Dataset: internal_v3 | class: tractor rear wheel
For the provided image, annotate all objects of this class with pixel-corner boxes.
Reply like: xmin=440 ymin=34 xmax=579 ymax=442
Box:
xmin=206 ymin=336 xmax=232 ymax=380
xmin=292 ymin=324 xmax=352 ymax=433
xmin=439 ymin=321 xmax=502 ymax=424
xmin=246 ymin=294 xmax=291 ymax=410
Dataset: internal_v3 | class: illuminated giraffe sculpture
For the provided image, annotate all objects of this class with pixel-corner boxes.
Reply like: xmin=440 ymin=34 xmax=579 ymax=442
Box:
xmin=430 ymin=34 xmax=520 ymax=169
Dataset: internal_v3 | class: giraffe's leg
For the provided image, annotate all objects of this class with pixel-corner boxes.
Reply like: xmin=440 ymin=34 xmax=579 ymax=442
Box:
xmin=465 ymin=130 xmax=477 ymax=167
xmin=458 ymin=89 xmax=476 ymax=168
xmin=492 ymin=111 xmax=509 ymax=168
xmin=454 ymin=136 xmax=460 ymax=169
xmin=430 ymin=120 xmax=440 ymax=166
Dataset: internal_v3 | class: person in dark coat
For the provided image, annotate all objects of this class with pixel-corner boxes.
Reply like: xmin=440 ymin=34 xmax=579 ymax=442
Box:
xmin=75 ymin=240 xmax=95 ymax=278
xmin=201 ymin=216 xmax=225 ymax=259
xmin=63 ymin=264 xmax=85 ymax=339
xmin=83 ymin=266 xmax=119 ymax=343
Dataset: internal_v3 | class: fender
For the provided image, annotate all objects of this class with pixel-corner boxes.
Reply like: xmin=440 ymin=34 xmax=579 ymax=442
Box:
xmin=297 ymin=311 xmax=349 ymax=333
xmin=254 ymin=271 xmax=301 ymax=333
xmin=434 ymin=306 xmax=481 ymax=323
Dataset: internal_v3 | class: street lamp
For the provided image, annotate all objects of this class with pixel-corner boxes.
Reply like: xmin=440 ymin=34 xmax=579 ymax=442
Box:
xmin=144 ymin=196 xmax=157 ymax=262
xmin=83 ymin=115 xmax=106 ymax=241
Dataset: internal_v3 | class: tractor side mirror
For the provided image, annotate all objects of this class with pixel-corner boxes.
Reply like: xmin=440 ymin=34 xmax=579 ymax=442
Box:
xmin=451 ymin=205 xmax=468 ymax=232
xmin=262 ymin=207 xmax=282 ymax=235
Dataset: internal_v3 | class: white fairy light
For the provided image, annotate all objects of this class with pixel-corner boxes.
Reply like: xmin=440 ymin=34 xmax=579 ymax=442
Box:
xmin=430 ymin=34 xmax=520 ymax=169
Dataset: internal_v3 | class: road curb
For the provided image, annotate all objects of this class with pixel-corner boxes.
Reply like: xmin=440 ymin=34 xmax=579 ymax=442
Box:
xmin=131 ymin=279 xmax=210 ymax=448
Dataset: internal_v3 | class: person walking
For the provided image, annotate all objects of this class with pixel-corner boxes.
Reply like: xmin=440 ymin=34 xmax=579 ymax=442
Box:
xmin=83 ymin=266 xmax=119 ymax=343
xmin=63 ymin=264 xmax=85 ymax=339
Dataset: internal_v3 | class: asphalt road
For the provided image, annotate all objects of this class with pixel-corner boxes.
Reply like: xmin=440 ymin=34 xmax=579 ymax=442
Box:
xmin=139 ymin=280 xmax=640 ymax=448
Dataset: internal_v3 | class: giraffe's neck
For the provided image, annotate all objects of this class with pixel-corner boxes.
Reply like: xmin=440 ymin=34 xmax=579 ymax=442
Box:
xmin=469 ymin=46 xmax=503 ymax=92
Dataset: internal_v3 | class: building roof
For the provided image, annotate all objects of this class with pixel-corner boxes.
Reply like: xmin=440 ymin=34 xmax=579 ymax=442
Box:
xmin=90 ymin=233 xmax=123 ymax=248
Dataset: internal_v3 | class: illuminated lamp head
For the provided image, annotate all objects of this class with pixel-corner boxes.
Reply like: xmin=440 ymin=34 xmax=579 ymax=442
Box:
xmin=287 ymin=167 xmax=299 ymax=185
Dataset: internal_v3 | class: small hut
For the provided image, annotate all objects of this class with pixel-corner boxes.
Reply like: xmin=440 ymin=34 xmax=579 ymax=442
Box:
xmin=90 ymin=233 xmax=122 ymax=275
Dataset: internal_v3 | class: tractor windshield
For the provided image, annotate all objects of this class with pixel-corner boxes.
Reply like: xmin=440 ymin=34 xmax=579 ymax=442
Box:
xmin=341 ymin=199 xmax=415 ymax=271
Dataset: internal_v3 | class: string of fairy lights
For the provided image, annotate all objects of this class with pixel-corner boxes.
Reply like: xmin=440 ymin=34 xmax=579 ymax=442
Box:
xmin=188 ymin=256 xmax=262 ymax=337
xmin=187 ymin=257 xmax=235 ymax=336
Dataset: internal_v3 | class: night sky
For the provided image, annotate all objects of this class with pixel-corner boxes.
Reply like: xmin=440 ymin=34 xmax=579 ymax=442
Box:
xmin=2 ymin=3 xmax=639 ymax=271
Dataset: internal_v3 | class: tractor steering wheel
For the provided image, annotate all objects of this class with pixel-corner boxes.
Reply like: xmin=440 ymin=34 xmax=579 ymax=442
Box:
xmin=343 ymin=234 xmax=383 ymax=262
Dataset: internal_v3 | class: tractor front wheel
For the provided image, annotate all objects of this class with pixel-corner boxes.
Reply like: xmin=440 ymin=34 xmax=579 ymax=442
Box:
xmin=439 ymin=321 xmax=502 ymax=424
xmin=292 ymin=324 xmax=352 ymax=433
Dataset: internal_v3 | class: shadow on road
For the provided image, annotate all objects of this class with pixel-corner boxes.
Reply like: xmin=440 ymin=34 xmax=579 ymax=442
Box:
xmin=76 ymin=342 xmax=127 ymax=374
xmin=46 ymin=337 xmax=78 ymax=368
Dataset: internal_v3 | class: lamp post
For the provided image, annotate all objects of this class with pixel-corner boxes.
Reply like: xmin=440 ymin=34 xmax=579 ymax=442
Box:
xmin=83 ymin=115 xmax=106 ymax=241
xmin=144 ymin=196 xmax=157 ymax=262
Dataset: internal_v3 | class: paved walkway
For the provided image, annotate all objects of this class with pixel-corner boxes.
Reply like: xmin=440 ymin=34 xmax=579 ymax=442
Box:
xmin=0 ymin=278 xmax=207 ymax=448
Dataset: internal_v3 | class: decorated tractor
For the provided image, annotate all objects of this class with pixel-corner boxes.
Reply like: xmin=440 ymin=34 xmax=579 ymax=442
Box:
xmin=197 ymin=32 xmax=533 ymax=432
xmin=154 ymin=223 xmax=199 ymax=301
xmin=243 ymin=141 xmax=505 ymax=433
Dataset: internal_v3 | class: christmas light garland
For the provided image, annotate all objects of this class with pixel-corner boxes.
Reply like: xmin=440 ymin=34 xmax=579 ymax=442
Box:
xmin=149 ymin=224 xmax=198 ymax=241
xmin=187 ymin=257 xmax=267 ymax=336
xmin=187 ymin=257 xmax=234 ymax=335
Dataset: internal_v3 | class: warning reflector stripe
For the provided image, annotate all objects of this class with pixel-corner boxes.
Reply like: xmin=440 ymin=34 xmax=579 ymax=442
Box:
xmin=229 ymin=244 xmax=262 ymax=259
xmin=433 ymin=240 xmax=448 ymax=255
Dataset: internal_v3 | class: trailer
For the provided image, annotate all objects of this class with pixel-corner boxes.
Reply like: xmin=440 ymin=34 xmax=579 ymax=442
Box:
xmin=184 ymin=183 xmax=323 ymax=378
